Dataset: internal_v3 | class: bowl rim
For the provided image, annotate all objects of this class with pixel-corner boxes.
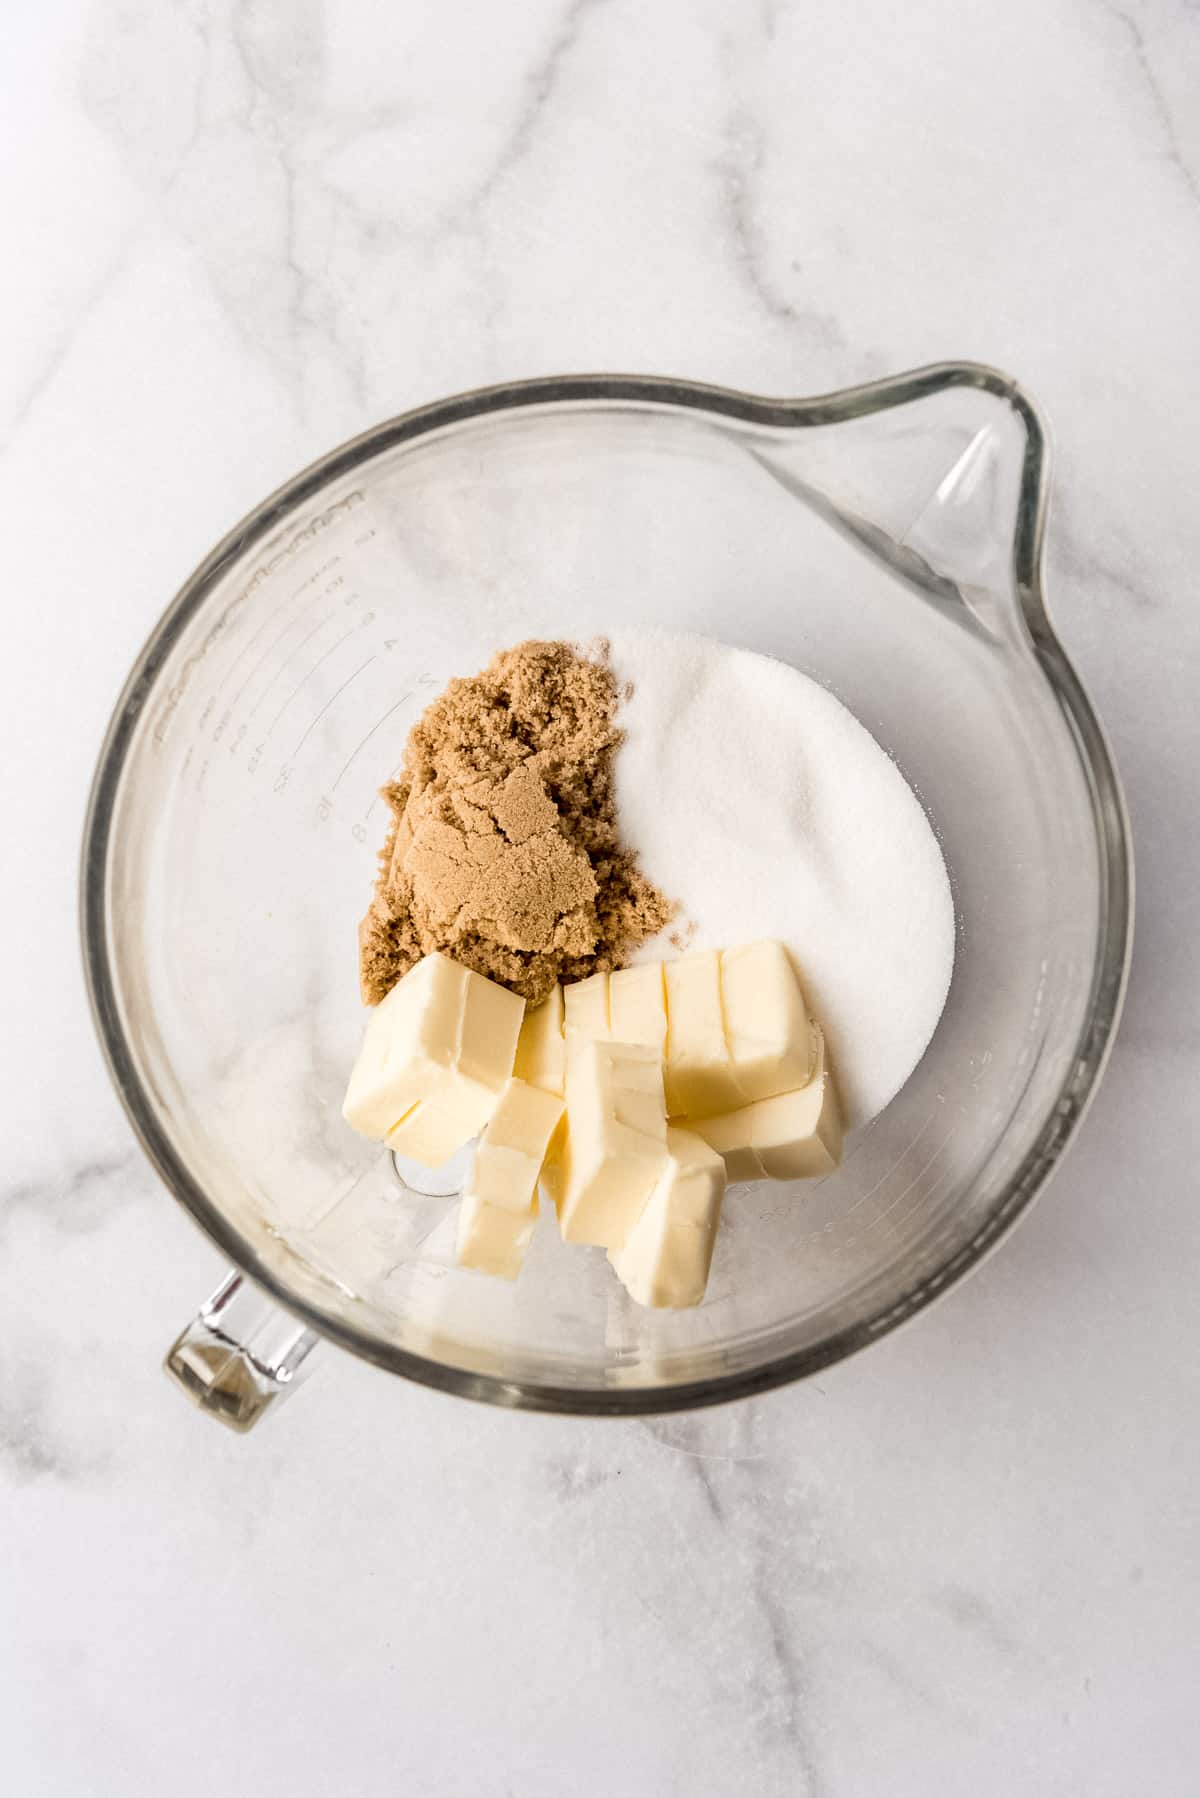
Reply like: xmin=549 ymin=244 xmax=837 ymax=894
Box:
xmin=79 ymin=361 xmax=1134 ymax=1415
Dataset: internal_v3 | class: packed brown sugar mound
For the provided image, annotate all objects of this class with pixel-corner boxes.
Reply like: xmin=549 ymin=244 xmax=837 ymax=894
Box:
xmin=359 ymin=640 xmax=675 ymax=1005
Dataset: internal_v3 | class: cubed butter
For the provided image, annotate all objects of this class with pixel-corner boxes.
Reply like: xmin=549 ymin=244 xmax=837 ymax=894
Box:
xmin=538 ymin=1111 xmax=568 ymax=1213
xmin=455 ymin=1191 xmax=537 ymax=1281
xmin=691 ymin=1027 xmax=843 ymax=1181
xmin=342 ymin=951 xmax=523 ymax=1166
xmin=563 ymin=971 xmax=610 ymax=1040
xmin=609 ymin=1127 xmax=726 ymax=1309
xmin=609 ymin=962 xmax=668 ymax=1052
xmin=719 ymin=939 xmax=815 ymax=1102
xmin=465 ymin=1078 xmax=564 ymax=1215
xmin=513 ymin=984 xmax=566 ymax=1095
xmin=662 ymin=940 xmax=818 ymax=1119
xmin=663 ymin=950 xmax=742 ymax=1118
xmin=557 ymin=1038 xmax=669 ymax=1248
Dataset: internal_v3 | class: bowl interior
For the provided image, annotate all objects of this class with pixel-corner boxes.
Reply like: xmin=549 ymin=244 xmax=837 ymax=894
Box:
xmin=90 ymin=380 xmax=1122 ymax=1405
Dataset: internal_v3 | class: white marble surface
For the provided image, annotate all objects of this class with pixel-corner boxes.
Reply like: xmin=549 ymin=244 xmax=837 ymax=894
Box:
xmin=3 ymin=2 xmax=1198 ymax=1792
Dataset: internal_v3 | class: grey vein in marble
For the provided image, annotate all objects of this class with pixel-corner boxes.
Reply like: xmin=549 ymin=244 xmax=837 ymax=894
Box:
xmin=82 ymin=0 xmax=369 ymax=412
xmin=713 ymin=12 xmax=844 ymax=353
xmin=0 ymin=1150 xmax=143 ymax=1244
xmin=0 ymin=237 xmax=135 ymax=454
xmin=1110 ymin=2 xmax=1200 ymax=205
xmin=651 ymin=1411 xmax=825 ymax=1796
xmin=0 ymin=1367 xmax=65 ymax=1483
xmin=1050 ymin=493 xmax=1159 ymax=613
xmin=444 ymin=0 xmax=612 ymax=233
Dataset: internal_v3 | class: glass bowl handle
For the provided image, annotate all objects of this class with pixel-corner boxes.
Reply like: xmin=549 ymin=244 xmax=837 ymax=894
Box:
xmin=164 ymin=1272 xmax=319 ymax=1432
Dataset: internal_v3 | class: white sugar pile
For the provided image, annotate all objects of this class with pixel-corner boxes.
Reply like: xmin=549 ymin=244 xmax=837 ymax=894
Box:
xmin=608 ymin=631 xmax=955 ymax=1126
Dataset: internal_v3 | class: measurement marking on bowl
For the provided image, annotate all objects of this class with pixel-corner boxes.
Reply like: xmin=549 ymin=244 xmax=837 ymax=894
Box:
xmin=856 ymin=1130 xmax=954 ymax=1238
xmin=221 ymin=578 xmax=332 ymax=705
xmin=291 ymin=655 xmax=375 ymax=759
xmin=365 ymin=756 xmax=406 ymax=818
xmin=264 ymin=625 xmax=356 ymax=738
xmin=884 ymin=1160 xmax=957 ymax=1243
xmin=822 ymin=1109 xmax=939 ymax=1234
xmin=332 ymin=691 xmax=417 ymax=791
xmin=838 ymin=1110 xmax=883 ymax=1170
xmin=809 ymin=1117 xmax=943 ymax=1244
xmin=218 ymin=555 xmax=341 ymax=684
xmin=357 ymin=676 xmax=441 ymax=812
xmin=246 ymin=610 xmax=339 ymax=725
xmin=822 ymin=1156 xmax=958 ymax=1256
xmin=222 ymin=575 xmax=347 ymax=720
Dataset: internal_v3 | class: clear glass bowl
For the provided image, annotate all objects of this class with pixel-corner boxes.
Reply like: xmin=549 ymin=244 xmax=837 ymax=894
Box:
xmin=81 ymin=365 xmax=1132 ymax=1426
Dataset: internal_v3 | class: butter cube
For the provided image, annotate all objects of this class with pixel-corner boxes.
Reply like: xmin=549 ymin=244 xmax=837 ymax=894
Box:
xmin=663 ymin=951 xmax=742 ymax=1118
xmin=455 ymin=1192 xmax=537 ymax=1281
xmin=539 ymin=1111 xmax=568 ymax=1213
xmin=557 ymin=1038 xmax=669 ymax=1248
xmin=564 ymin=971 xmax=610 ymax=1040
xmin=662 ymin=940 xmax=817 ymax=1119
xmin=691 ymin=1028 xmax=843 ymax=1182
xmin=609 ymin=1127 xmax=726 ymax=1309
xmin=719 ymin=940 xmax=815 ymax=1103
xmin=609 ymin=962 xmax=668 ymax=1052
xmin=342 ymin=952 xmax=523 ymax=1166
xmin=513 ymin=984 xmax=566 ymax=1095
xmin=466 ymin=1078 xmax=564 ymax=1214
xmin=456 ymin=1078 xmax=563 ymax=1280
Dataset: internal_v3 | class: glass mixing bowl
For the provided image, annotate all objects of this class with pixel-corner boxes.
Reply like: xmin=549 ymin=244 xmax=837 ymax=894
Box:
xmin=81 ymin=364 xmax=1132 ymax=1430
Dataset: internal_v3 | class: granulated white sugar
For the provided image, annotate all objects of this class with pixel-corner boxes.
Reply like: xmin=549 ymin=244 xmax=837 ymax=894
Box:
xmin=608 ymin=631 xmax=955 ymax=1126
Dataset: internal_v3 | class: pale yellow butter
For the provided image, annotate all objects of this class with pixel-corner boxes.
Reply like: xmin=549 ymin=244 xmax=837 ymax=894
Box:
xmin=513 ymin=984 xmax=566 ymax=1095
xmin=556 ymin=1038 xmax=669 ymax=1248
xmin=342 ymin=951 xmax=523 ymax=1166
xmin=609 ymin=962 xmax=668 ymax=1052
xmin=456 ymin=1078 xmax=563 ymax=1279
xmin=719 ymin=939 xmax=815 ymax=1102
xmin=465 ymin=1078 xmax=564 ymax=1215
xmin=538 ymin=1111 xmax=568 ymax=1213
xmin=563 ymin=970 xmax=610 ymax=1040
xmin=663 ymin=950 xmax=741 ymax=1118
xmin=662 ymin=939 xmax=817 ymax=1119
xmin=609 ymin=1127 xmax=726 ymax=1309
xmin=455 ymin=1191 xmax=537 ymax=1281
xmin=691 ymin=1027 xmax=843 ymax=1181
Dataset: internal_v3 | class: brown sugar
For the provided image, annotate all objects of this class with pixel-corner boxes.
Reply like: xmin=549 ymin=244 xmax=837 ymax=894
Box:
xmin=358 ymin=641 xmax=675 ymax=1005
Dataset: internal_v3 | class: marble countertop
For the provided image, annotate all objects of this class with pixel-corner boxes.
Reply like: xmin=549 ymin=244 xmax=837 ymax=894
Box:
xmin=4 ymin=3 xmax=1198 ymax=1792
